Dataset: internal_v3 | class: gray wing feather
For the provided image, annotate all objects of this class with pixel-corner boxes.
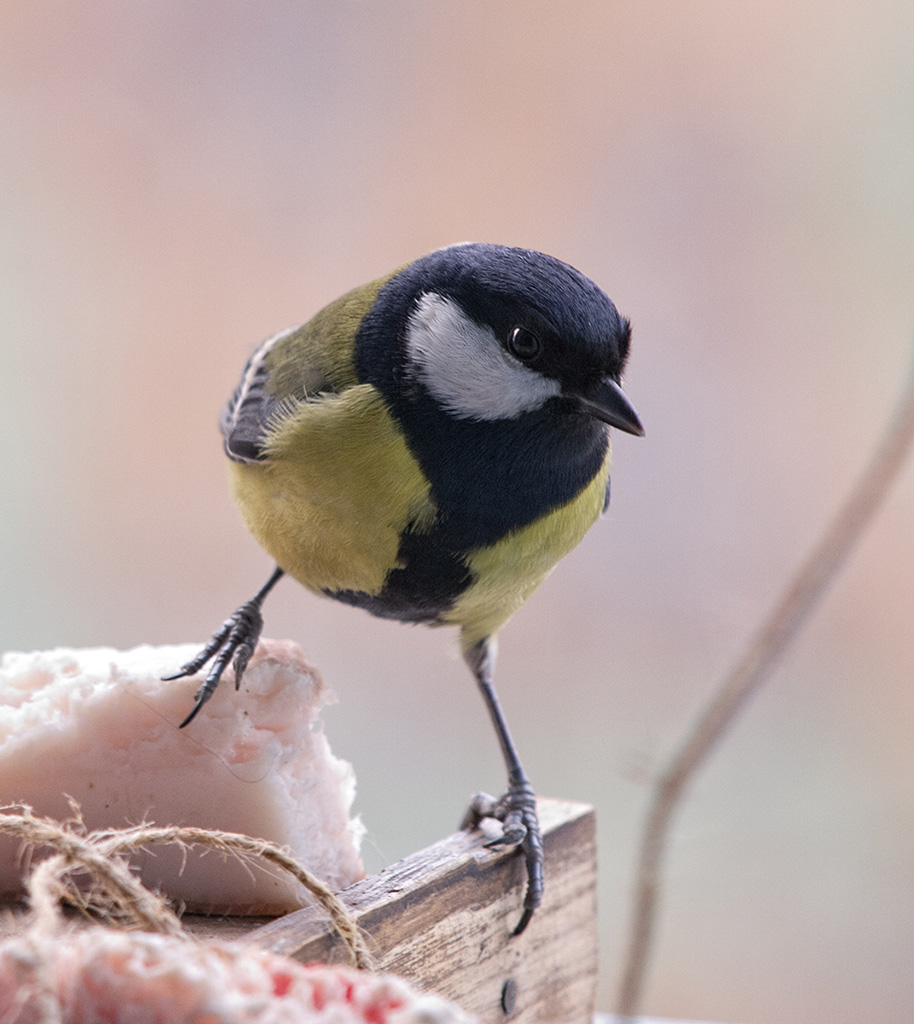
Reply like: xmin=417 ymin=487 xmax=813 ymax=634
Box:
xmin=220 ymin=328 xmax=288 ymax=463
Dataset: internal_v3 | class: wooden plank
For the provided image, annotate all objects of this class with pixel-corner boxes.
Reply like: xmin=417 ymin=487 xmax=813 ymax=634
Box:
xmin=189 ymin=798 xmax=598 ymax=1024
xmin=0 ymin=799 xmax=598 ymax=1021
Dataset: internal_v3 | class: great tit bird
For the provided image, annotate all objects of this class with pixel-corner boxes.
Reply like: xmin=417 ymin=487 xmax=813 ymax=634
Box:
xmin=167 ymin=242 xmax=643 ymax=934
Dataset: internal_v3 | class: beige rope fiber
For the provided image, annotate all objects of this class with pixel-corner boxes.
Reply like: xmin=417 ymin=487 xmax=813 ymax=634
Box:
xmin=0 ymin=803 xmax=374 ymax=970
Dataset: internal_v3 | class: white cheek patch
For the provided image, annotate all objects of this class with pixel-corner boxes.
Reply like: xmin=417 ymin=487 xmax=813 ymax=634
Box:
xmin=404 ymin=292 xmax=560 ymax=420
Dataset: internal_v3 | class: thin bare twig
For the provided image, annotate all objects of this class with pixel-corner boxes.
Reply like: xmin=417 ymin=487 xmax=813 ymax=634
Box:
xmin=617 ymin=350 xmax=914 ymax=1018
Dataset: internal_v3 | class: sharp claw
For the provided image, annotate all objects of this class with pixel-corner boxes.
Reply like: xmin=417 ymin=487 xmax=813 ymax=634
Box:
xmin=512 ymin=904 xmax=536 ymax=937
xmin=162 ymin=620 xmax=235 ymax=682
xmin=483 ymin=809 xmax=527 ymax=848
xmin=233 ymin=650 xmax=253 ymax=689
xmin=516 ymin=818 xmax=544 ymax=935
xmin=484 ymin=829 xmax=524 ymax=850
xmin=462 ymin=777 xmax=544 ymax=933
xmin=178 ymin=697 xmax=207 ymax=729
xmin=165 ymin=585 xmax=273 ymax=727
xmin=162 ymin=658 xmax=206 ymax=682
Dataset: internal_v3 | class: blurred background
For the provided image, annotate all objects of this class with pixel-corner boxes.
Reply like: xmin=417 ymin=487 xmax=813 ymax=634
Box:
xmin=2 ymin=2 xmax=913 ymax=1021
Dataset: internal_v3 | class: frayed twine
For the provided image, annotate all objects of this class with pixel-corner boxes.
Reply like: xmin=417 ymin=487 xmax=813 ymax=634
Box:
xmin=0 ymin=801 xmax=374 ymax=971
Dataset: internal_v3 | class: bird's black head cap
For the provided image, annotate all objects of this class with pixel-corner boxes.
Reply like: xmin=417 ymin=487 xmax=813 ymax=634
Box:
xmin=353 ymin=244 xmax=638 ymax=548
xmin=358 ymin=243 xmax=631 ymax=399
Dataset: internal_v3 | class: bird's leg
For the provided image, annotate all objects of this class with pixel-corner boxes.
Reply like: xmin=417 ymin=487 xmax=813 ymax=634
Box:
xmin=164 ymin=566 xmax=285 ymax=728
xmin=461 ymin=637 xmax=544 ymax=936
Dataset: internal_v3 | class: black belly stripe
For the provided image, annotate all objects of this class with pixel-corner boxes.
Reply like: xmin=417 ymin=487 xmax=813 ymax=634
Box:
xmin=325 ymin=526 xmax=472 ymax=625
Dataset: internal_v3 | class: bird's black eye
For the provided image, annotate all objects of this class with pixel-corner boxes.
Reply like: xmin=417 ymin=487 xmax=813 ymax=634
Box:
xmin=506 ymin=326 xmax=541 ymax=363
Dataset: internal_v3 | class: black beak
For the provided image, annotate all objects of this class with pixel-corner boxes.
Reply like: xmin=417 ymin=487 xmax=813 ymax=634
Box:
xmin=572 ymin=378 xmax=644 ymax=436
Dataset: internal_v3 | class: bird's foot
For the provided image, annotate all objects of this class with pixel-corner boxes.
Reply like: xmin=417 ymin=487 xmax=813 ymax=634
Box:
xmin=462 ymin=773 xmax=544 ymax=935
xmin=163 ymin=598 xmax=265 ymax=728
